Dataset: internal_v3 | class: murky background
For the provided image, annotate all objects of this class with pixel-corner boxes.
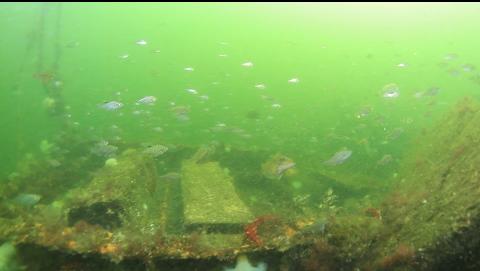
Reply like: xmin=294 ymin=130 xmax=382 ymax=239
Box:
xmin=1 ymin=3 xmax=480 ymax=271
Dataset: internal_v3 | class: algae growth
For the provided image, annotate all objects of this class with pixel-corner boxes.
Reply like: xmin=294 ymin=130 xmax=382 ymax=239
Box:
xmin=2 ymin=2 xmax=480 ymax=271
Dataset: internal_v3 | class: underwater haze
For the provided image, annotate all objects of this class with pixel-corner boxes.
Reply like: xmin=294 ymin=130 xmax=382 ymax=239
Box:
xmin=2 ymin=3 xmax=480 ymax=178
xmin=2 ymin=2 xmax=480 ymax=271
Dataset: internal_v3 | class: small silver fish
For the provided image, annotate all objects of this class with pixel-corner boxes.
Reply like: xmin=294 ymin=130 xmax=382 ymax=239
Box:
xmin=414 ymin=91 xmax=424 ymax=99
xmin=288 ymin=78 xmax=300 ymax=84
xmin=386 ymin=127 xmax=404 ymax=141
xmin=186 ymin=88 xmax=198 ymax=95
xmin=443 ymin=53 xmax=458 ymax=61
xmin=143 ymin=144 xmax=168 ymax=157
xmin=66 ymin=41 xmax=80 ymax=48
xmin=255 ymin=83 xmax=266 ymax=89
xmin=171 ymin=106 xmax=190 ymax=121
xmin=276 ymin=162 xmax=296 ymax=176
xmin=462 ymin=64 xmax=476 ymax=72
xmin=448 ymin=68 xmax=460 ymax=77
xmin=136 ymin=39 xmax=147 ymax=46
xmin=91 ymin=140 xmax=118 ymax=158
xmin=424 ymin=87 xmax=440 ymax=97
xmin=175 ymin=113 xmax=190 ymax=121
xmin=13 ymin=193 xmax=41 ymax=207
xmin=382 ymin=83 xmax=400 ymax=99
xmin=159 ymin=172 xmax=181 ymax=181
xmin=324 ymin=149 xmax=352 ymax=166
xmin=100 ymin=101 xmax=123 ymax=111
xmin=136 ymin=96 xmax=157 ymax=105
xmin=377 ymin=154 xmax=393 ymax=166
xmin=356 ymin=106 xmax=372 ymax=118
xmin=53 ymin=80 xmax=63 ymax=88
xmin=300 ymin=218 xmax=327 ymax=235
xmin=48 ymin=159 xmax=61 ymax=167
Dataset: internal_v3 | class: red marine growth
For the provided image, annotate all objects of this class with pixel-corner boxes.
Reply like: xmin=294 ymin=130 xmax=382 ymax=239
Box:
xmin=244 ymin=215 xmax=276 ymax=246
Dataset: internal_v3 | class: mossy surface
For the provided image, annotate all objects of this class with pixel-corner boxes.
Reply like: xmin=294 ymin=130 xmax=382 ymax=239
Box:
xmin=3 ymin=98 xmax=480 ymax=270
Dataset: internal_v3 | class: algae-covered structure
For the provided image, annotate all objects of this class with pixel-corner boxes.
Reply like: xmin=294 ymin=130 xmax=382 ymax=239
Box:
xmin=1 ymin=98 xmax=480 ymax=270
xmin=4 ymin=3 xmax=480 ymax=270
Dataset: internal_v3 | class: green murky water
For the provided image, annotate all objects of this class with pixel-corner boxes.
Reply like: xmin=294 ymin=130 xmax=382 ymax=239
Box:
xmin=1 ymin=3 xmax=480 ymax=270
